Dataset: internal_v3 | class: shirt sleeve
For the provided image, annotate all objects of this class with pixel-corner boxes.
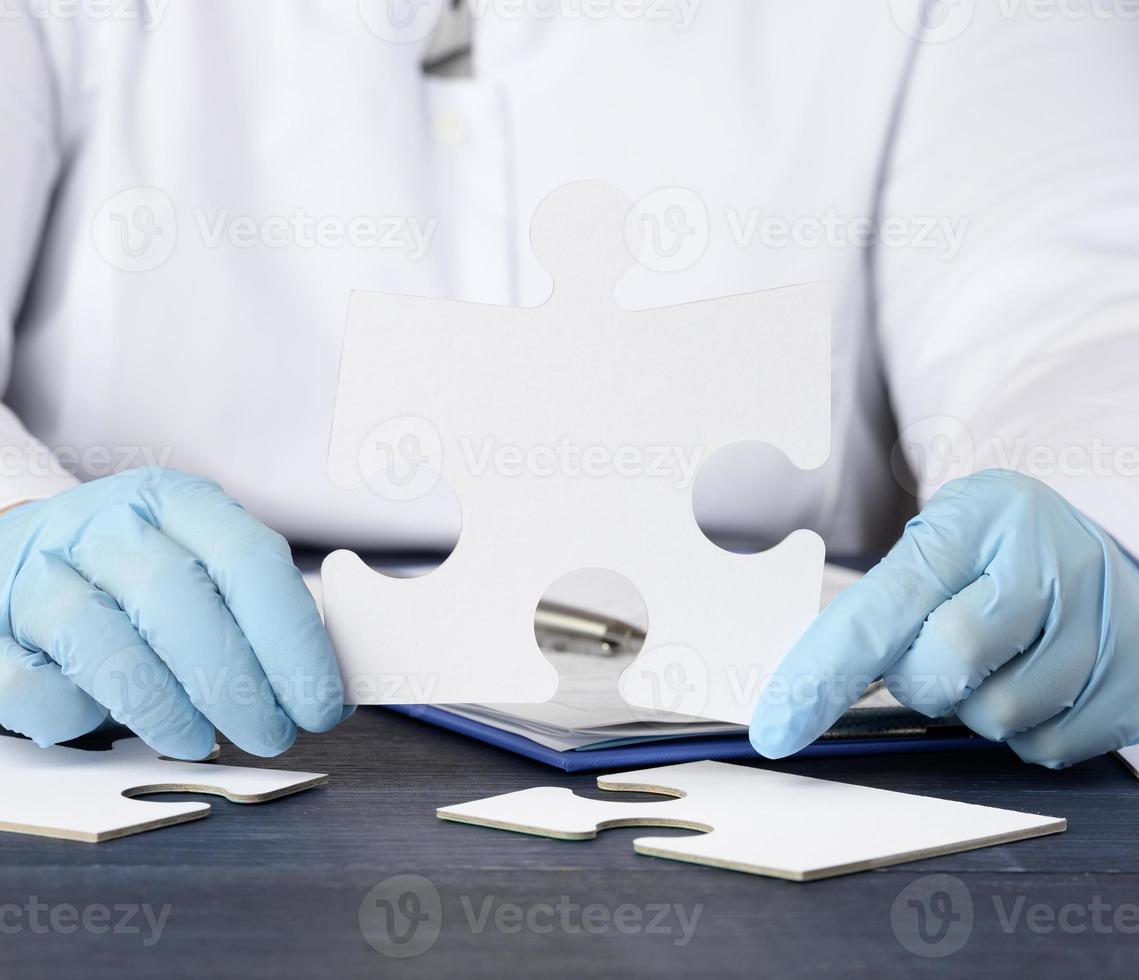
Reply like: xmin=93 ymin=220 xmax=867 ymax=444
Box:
xmin=876 ymin=2 xmax=1139 ymax=558
xmin=0 ymin=9 xmax=81 ymax=508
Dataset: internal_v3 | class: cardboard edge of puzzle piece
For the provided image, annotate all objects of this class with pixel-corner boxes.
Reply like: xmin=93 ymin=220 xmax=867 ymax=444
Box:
xmin=120 ymin=772 xmax=328 ymax=807
xmin=437 ymin=787 xmax=620 ymax=841
xmin=626 ymin=819 xmax=1067 ymax=883
xmin=596 ymin=764 xmax=1067 ymax=880
xmin=1115 ymin=744 xmax=1139 ymax=780
xmin=0 ymin=815 xmax=193 ymax=845
xmin=0 ymin=736 xmax=327 ymax=843
xmin=598 ymin=765 xmax=1067 ymax=880
xmin=436 ymin=761 xmax=1066 ymax=882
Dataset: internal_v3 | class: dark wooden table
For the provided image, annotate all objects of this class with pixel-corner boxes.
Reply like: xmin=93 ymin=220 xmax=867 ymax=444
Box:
xmin=1 ymin=706 xmax=1136 ymax=979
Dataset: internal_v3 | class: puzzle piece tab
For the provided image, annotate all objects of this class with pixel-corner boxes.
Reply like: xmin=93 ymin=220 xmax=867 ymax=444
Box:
xmin=0 ymin=735 xmax=326 ymax=842
xmin=437 ymin=760 xmax=1065 ymax=881
xmin=323 ymin=180 xmax=830 ymax=718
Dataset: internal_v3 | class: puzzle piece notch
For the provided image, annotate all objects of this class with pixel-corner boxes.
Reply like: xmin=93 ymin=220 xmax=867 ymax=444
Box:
xmin=324 ymin=180 xmax=831 ymax=713
xmin=0 ymin=736 xmax=326 ymax=843
xmin=437 ymin=760 xmax=1066 ymax=881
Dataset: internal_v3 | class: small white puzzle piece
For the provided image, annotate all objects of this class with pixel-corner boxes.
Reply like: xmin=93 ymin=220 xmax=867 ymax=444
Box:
xmin=437 ymin=760 xmax=1066 ymax=881
xmin=0 ymin=736 xmax=326 ymax=842
xmin=323 ymin=180 xmax=829 ymax=720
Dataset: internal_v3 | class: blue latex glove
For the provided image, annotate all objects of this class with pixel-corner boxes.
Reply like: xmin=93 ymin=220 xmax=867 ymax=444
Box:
xmin=750 ymin=469 xmax=1139 ymax=769
xmin=0 ymin=467 xmax=349 ymax=759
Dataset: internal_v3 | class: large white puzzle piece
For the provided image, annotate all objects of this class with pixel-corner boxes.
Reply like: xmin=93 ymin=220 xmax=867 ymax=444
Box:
xmin=0 ymin=736 xmax=326 ymax=843
xmin=437 ymin=760 xmax=1066 ymax=882
xmin=323 ymin=180 xmax=829 ymax=720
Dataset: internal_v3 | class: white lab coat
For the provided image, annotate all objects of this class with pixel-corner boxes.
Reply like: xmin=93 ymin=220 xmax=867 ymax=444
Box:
xmin=2 ymin=0 xmax=1138 ymax=558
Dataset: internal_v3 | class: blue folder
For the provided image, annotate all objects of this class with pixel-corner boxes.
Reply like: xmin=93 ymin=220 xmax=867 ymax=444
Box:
xmin=384 ymin=704 xmax=992 ymax=772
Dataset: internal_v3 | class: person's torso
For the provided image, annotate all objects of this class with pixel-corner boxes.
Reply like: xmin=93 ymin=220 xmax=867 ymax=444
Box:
xmin=12 ymin=0 xmax=916 ymax=553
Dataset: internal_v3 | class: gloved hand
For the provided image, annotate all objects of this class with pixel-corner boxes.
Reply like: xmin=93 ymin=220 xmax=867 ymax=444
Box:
xmin=750 ymin=469 xmax=1139 ymax=769
xmin=0 ymin=467 xmax=350 ymax=759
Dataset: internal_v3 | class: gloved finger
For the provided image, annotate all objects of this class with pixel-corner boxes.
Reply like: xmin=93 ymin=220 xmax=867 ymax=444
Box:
xmin=68 ymin=504 xmax=297 ymax=757
xmin=10 ymin=552 xmax=215 ymax=760
xmin=954 ymin=599 xmax=1098 ymax=742
xmin=144 ymin=473 xmax=344 ymax=732
xmin=0 ymin=634 xmax=107 ymax=746
xmin=955 ymin=530 xmax=1107 ymax=749
xmin=1005 ymin=616 xmax=1139 ymax=769
xmin=1008 ymin=694 xmax=1133 ymax=771
xmin=885 ymin=558 xmax=1050 ymax=719
xmin=750 ymin=498 xmax=987 ymax=759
